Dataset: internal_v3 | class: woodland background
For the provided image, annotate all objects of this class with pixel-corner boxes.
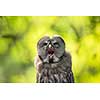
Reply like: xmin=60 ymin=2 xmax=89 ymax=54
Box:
xmin=0 ymin=16 xmax=100 ymax=82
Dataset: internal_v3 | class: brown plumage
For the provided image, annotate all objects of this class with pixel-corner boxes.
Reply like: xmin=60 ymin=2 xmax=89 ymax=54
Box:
xmin=34 ymin=36 xmax=74 ymax=83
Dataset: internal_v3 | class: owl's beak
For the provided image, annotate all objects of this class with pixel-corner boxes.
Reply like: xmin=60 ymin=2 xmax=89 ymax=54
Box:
xmin=48 ymin=44 xmax=52 ymax=48
xmin=48 ymin=44 xmax=54 ymax=55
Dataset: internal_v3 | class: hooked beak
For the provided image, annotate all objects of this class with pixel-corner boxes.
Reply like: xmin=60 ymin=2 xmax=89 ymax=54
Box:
xmin=48 ymin=44 xmax=52 ymax=48
xmin=47 ymin=44 xmax=54 ymax=55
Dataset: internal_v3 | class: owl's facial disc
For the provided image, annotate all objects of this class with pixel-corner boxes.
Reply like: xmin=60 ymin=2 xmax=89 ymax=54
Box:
xmin=37 ymin=36 xmax=65 ymax=63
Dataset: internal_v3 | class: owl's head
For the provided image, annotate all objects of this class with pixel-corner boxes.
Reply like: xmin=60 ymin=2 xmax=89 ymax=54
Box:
xmin=37 ymin=35 xmax=65 ymax=63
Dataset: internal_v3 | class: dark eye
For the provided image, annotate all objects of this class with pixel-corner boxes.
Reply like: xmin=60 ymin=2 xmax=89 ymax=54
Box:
xmin=43 ymin=42 xmax=48 ymax=46
xmin=53 ymin=42 xmax=59 ymax=48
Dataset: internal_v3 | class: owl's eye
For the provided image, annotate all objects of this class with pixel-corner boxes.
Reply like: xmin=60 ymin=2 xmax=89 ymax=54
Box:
xmin=53 ymin=42 xmax=59 ymax=48
xmin=43 ymin=42 xmax=48 ymax=46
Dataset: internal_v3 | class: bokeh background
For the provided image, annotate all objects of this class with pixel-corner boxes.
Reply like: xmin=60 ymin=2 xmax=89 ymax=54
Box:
xmin=0 ymin=16 xmax=100 ymax=83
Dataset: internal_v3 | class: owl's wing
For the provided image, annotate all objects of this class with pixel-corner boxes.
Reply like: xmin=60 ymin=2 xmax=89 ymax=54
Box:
xmin=34 ymin=55 xmax=43 ymax=73
xmin=64 ymin=52 xmax=74 ymax=83
xmin=67 ymin=70 xmax=74 ymax=83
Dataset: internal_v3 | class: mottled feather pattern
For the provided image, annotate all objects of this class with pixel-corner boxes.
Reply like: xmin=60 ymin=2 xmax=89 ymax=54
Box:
xmin=37 ymin=52 xmax=74 ymax=83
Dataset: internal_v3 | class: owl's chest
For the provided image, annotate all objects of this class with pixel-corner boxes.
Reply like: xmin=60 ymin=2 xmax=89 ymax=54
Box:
xmin=38 ymin=63 xmax=68 ymax=83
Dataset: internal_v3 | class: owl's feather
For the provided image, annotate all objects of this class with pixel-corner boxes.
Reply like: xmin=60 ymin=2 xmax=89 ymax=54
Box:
xmin=36 ymin=52 xmax=74 ymax=83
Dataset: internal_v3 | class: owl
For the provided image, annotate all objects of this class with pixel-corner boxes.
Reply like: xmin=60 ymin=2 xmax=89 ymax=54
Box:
xmin=34 ymin=35 xmax=74 ymax=83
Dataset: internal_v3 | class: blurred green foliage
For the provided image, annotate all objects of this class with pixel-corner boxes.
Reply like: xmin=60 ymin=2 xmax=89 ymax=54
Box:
xmin=0 ymin=16 xmax=100 ymax=83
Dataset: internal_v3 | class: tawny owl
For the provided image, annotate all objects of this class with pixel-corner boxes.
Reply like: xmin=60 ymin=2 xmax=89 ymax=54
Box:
xmin=34 ymin=36 xmax=74 ymax=83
